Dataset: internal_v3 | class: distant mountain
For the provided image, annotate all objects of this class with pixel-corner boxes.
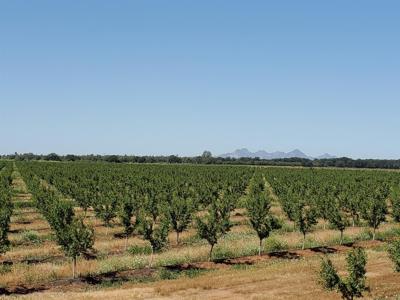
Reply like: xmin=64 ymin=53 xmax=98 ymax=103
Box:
xmin=316 ymin=153 xmax=337 ymax=159
xmin=218 ymin=148 xmax=336 ymax=160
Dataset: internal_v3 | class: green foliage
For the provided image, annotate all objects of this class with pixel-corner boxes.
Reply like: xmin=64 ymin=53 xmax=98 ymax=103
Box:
xmin=196 ymin=208 xmax=220 ymax=259
xmin=73 ymin=188 xmax=93 ymax=213
xmin=119 ymin=195 xmax=139 ymax=237
xmin=64 ymin=217 xmax=94 ymax=278
xmin=60 ymin=217 xmax=94 ymax=260
xmin=196 ymin=190 xmax=233 ymax=261
xmin=319 ymin=248 xmax=367 ymax=300
xmin=159 ymin=268 xmax=180 ymax=280
xmin=390 ymin=186 xmax=400 ymax=222
xmin=20 ymin=230 xmax=42 ymax=245
xmin=0 ymin=165 xmax=13 ymax=255
xmin=48 ymin=199 xmax=75 ymax=234
xmin=94 ymin=191 xmax=118 ymax=227
xmin=328 ymin=201 xmax=349 ymax=244
xmin=246 ymin=173 xmax=281 ymax=255
xmin=168 ymin=192 xmax=195 ymax=244
xmin=0 ymin=264 xmax=11 ymax=275
xmin=263 ymin=237 xmax=288 ymax=253
xmin=346 ymin=247 xmax=367 ymax=293
xmin=14 ymin=160 xmax=398 ymax=277
xmin=387 ymin=239 xmax=400 ymax=272
xmin=140 ymin=211 xmax=170 ymax=253
xmin=361 ymin=186 xmax=389 ymax=240
xmin=128 ymin=244 xmax=152 ymax=255
xmin=0 ymin=209 xmax=12 ymax=254
xmin=319 ymin=257 xmax=340 ymax=290
xmin=294 ymin=202 xmax=318 ymax=249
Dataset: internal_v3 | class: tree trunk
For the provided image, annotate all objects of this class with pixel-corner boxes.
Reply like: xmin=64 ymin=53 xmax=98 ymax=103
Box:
xmin=340 ymin=230 xmax=343 ymax=245
xmin=72 ymin=257 xmax=77 ymax=279
xmin=372 ymin=227 xmax=376 ymax=241
xmin=209 ymin=244 xmax=214 ymax=262
xmin=149 ymin=247 xmax=154 ymax=267
xmin=259 ymin=238 xmax=263 ymax=256
xmin=302 ymin=233 xmax=306 ymax=250
xmin=176 ymin=231 xmax=180 ymax=245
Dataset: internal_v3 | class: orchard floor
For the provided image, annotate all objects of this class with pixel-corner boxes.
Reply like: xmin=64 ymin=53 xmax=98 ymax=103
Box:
xmin=8 ymin=247 xmax=400 ymax=300
xmin=2 ymin=166 xmax=400 ymax=299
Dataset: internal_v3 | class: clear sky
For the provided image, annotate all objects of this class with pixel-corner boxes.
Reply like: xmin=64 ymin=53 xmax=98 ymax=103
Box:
xmin=1 ymin=1 xmax=399 ymax=159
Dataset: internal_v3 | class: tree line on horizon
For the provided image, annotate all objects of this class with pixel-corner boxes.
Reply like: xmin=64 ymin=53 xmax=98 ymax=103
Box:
xmin=2 ymin=151 xmax=400 ymax=170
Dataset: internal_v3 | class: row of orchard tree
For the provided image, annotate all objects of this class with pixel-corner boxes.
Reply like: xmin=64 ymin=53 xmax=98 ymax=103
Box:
xmin=16 ymin=161 xmax=253 ymax=216
xmin=18 ymin=169 xmax=94 ymax=278
xmin=14 ymin=161 xmax=400 ymax=279
xmin=18 ymin=162 xmax=400 ymax=246
xmin=0 ymin=162 xmax=13 ymax=258
xmin=264 ymin=168 xmax=400 ymax=245
xmin=16 ymin=162 xmax=283 ymax=276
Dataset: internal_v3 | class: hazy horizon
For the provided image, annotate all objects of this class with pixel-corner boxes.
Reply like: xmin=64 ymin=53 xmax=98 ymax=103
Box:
xmin=3 ymin=148 xmax=398 ymax=160
xmin=1 ymin=1 xmax=399 ymax=159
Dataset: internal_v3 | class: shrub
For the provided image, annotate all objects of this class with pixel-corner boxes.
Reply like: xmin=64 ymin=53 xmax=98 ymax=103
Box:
xmin=128 ymin=244 xmax=152 ymax=256
xmin=20 ymin=230 xmax=42 ymax=245
xmin=264 ymin=237 xmax=288 ymax=253
xmin=213 ymin=247 xmax=235 ymax=260
xmin=0 ymin=264 xmax=11 ymax=275
xmin=159 ymin=268 xmax=179 ymax=280
xmin=387 ymin=239 xmax=400 ymax=272
xmin=355 ymin=229 xmax=373 ymax=242
xmin=319 ymin=258 xmax=340 ymax=290
xmin=319 ymin=248 xmax=367 ymax=300
xmin=375 ymin=227 xmax=400 ymax=242
xmin=297 ymin=236 xmax=320 ymax=250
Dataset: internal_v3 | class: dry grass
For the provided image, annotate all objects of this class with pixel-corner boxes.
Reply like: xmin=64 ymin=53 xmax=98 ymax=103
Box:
xmin=1 ymin=170 xmax=400 ymax=299
xmin=9 ymin=249 xmax=400 ymax=300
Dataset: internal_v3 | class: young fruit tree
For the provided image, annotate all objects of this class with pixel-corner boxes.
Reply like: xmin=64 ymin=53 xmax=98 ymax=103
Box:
xmin=48 ymin=199 xmax=75 ymax=234
xmin=119 ymin=195 xmax=139 ymax=250
xmin=328 ymin=200 xmax=349 ymax=245
xmin=0 ymin=194 xmax=12 ymax=256
xmin=49 ymin=200 xmax=94 ymax=279
xmin=74 ymin=187 xmax=93 ymax=215
xmin=168 ymin=192 xmax=195 ymax=245
xmin=245 ymin=174 xmax=281 ymax=255
xmin=319 ymin=247 xmax=367 ymax=300
xmin=94 ymin=192 xmax=118 ymax=228
xmin=315 ymin=189 xmax=333 ymax=230
xmin=361 ymin=187 xmax=389 ymax=240
xmin=339 ymin=191 xmax=360 ymax=227
xmin=196 ymin=190 xmax=232 ymax=261
xmin=389 ymin=186 xmax=400 ymax=222
xmin=139 ymin=208 xmax=170 ymax=266
xmin=294 ymin=201 xmax=317 ymax=250
xmin=387 ymin=239 xmax=400 ymax=272
xmin=60 ymin=218 xmax=95 ymax=279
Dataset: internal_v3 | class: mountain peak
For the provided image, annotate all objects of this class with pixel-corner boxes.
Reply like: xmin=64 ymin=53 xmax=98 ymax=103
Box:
xmin=317 ymin=153 xmax=337 ymax=159
xmin=219 ymin=148 xmax=335 ymax=160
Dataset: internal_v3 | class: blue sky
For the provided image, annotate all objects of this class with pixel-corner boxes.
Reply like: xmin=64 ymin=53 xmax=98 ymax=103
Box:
xmin=1 ymin=1 xmax=399 ymax=158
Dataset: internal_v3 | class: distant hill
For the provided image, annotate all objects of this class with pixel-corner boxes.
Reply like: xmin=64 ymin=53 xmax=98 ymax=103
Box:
xmin=316 ymin=153 xmax=337 ymax=159
xmin=218 ymin=148 xmax=336 ymax=160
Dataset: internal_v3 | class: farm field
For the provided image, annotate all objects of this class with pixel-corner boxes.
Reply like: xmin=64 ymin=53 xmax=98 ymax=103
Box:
xmin=0 ymin=161 xmax=400 ymax=299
